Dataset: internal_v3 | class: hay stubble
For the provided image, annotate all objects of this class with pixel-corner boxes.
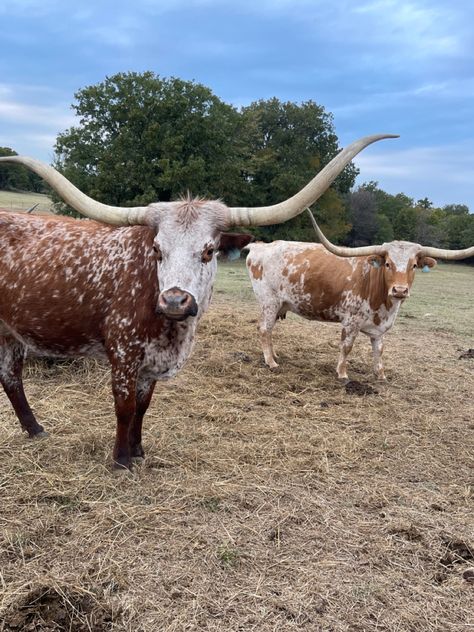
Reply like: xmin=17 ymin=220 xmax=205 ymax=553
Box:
xmin=0 ymin=262 xmax=473 ymax=631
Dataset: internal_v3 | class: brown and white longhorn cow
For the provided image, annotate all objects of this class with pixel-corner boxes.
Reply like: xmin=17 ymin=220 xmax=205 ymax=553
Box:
xmin=0 ymin=134 xmax=396 ymax=469
xmin=247 ymin=209 xmax=473 ymax=380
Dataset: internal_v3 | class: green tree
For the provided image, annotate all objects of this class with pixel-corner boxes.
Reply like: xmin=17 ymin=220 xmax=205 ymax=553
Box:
xmin=237 ymin=98 xmax=357 ymax=241
xmin=442 ymin=203 xmax=470 ymax=216
xmin=374 ymin=213 xmax=394 ymax=243
xmin=416 ymin=197 xmax=433 ymax=209
xmin=54 ymin=72 xmax=243 ymax=214
xmin=444 ymin=213 xmax=474 ymax=249
xmin=362 ymin=181 xmax=414 ymax=225
xmin=393 ymin=206 xmax=418 ymax=241
xmin=346 ymin=187 xmax=378 ymax=245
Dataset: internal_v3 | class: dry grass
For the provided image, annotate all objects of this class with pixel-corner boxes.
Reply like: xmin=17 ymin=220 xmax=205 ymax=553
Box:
xmin=0 ymin=262 xmax=473 ymax=631
xmin=0 ymin=191 xmax=53 ymax=213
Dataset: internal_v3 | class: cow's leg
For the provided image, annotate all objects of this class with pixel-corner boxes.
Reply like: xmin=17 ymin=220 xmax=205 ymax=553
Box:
xmin=336 ymin=326 xmax=358 ymax=380
xmin=110 ymin=363 xmax=139 ymax=470
xmin=129 ymin=375 xmax=156 ymax=463
xmin=370 ymin=336 xmax=386 ymax=381
xmin=0 ymin=337 xmax=46 ymax=437
xmin=258 ymin=303 xmax=280 ymax=369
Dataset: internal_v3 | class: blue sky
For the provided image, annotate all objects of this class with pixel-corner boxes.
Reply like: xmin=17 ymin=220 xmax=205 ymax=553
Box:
xmin=1 ymin=0 xmax=473 ymax=209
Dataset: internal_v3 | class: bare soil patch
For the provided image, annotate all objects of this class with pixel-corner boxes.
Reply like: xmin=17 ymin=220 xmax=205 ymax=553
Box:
xmin=1 ymin=285 xmax=473 ymax=631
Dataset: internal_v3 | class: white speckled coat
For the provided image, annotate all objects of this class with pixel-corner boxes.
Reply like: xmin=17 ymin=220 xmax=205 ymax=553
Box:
xmin=246 ymin=240 xmax=436 ymax=380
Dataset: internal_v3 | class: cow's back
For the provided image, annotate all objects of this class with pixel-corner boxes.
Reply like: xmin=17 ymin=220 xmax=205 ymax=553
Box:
xmin=246 ymin=240 xmax=359 ymax=322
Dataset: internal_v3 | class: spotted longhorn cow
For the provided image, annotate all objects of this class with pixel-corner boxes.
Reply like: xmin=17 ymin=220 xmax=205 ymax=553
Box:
xmin=0 ymin=134 xmax=396 ymax=469
xmin=247 ymin=209 xmax=473 ymax=380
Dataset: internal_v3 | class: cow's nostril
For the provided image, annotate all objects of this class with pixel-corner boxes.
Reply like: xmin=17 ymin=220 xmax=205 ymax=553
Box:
xmin=158 ymin=288 xmax=198 ymax=319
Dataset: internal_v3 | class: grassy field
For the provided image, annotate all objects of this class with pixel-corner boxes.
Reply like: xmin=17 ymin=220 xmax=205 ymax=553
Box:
xmin=217 ymin=259 xmax=474 ymax=340
xmin=0 ymin=190 xmax=53 ymax=213
xmin=0 ymin=259 xmax=473 ymax=631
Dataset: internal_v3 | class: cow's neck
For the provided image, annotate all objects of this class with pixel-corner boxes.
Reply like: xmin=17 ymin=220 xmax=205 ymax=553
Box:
xmin=359 ymin=260 xmax=393 ymax=312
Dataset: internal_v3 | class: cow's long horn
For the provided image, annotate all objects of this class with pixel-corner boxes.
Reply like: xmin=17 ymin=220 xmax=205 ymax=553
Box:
xmin=307 ymin=208 xmax=386 ymax=256
xmin=227 ymin=134 xmax=399 ymax=226
xmin=419 ymin=244 xmax=474 ymax=260
xmin=0 ymin=156 xmax=149 ymax=226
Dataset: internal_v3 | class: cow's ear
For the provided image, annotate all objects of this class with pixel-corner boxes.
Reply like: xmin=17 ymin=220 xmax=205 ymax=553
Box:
xmin=418 ymin=256 xmax=437 ymax=270
xmin=367 ymin=255 xmax=384 ymax=269
xmin=218 ymin=232 xmax=254 ymax=261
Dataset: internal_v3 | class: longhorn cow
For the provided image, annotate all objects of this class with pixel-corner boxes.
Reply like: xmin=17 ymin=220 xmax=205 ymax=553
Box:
xmin=247 ymin=209 xmax=473 ymax=380
xmin=0 ymin=134 xmax=396 ymax=469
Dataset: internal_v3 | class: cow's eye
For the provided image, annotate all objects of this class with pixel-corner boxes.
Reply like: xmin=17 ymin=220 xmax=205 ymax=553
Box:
xmin=385 ymin=262 xmax=390 ymax=269
xmin=413 ymin=263 xmax=418 ymax=269
xmin=202 ymin=247 xmax=214 ymax=263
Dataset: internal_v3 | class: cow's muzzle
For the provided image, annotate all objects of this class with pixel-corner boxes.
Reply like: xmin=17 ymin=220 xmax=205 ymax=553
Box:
xmin=157 ymin=287 xmax=198 ymax=320
xmin=391 ymin=285 xmax=410 ymax=299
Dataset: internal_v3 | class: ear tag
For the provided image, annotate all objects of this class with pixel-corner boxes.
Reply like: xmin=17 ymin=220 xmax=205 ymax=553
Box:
xmin=371 ymin=260 xmax=380 ymax=269
xmin=227 ymin=248 xmax=241 ymax=261
xmin=422 ymin=264 xmax=431 ymax=273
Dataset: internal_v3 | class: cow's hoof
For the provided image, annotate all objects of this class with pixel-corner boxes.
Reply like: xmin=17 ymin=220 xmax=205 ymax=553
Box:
xmin=112 ymin=464 xmax=133 ymax=476
xmin=112 ymin=468 xmax=133 ymax=477
xmin=31 ymin=430 xmax=49 ymax=440
xmin=131 ymin=456 xmax=145 ymax=465
xmin=112 ymin=458 xmax=132 ymax=473
xmin=338 ymin=377 xmax=349 ymax=385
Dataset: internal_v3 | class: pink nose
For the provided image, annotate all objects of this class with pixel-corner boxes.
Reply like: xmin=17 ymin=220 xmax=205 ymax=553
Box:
xmin=158 ymin=287 xmax=198 ymax=319
xmin=391 ymin=285 xmax=409 ymax=299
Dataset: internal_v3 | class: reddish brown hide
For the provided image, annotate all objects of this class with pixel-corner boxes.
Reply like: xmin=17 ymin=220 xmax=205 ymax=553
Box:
xmin=0 ymin=211 xmax=250 ymax=469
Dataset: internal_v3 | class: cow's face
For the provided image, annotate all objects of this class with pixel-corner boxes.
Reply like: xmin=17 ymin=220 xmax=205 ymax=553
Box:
xmin=368 ymin=242 xmax=437 ymax=300
xmin=151 ymin=201 xmax=252 ymax=321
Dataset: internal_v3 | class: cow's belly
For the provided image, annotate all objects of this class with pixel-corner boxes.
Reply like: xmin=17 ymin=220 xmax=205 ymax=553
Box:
xmin=0 ymin=318 xmax=107 ymax=359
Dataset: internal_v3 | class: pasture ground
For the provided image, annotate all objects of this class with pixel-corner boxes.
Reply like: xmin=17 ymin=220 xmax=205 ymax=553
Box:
xmin=0 ymin=190 xmax=53 ymax=213
xmin=0 ymin=261 xmax=473 ymax=631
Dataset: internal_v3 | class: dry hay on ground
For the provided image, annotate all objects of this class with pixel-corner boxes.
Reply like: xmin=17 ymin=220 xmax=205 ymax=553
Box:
xmin=0 ymin=297 xmax=473 ymax=631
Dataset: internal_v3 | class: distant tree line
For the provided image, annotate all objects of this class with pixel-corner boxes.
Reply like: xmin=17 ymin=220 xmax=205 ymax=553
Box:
xmin=1 ymin=72 xmax=473 ymax=259
xmin=346 ymin=183 xmax=474 ymax=253
xmin=0 ymin=147 xmax=45 ymax=193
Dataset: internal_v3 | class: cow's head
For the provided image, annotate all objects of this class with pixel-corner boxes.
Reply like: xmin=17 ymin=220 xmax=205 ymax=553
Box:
xmin=366 ymin=244 xmax=437 ymax=299
xmin=150 ymin=201 xmax=253 ymax=320
xmin=307 ymin=209 xmax=474 ymax=301
xmin=0 ymin=135 xmax=398 ymax=321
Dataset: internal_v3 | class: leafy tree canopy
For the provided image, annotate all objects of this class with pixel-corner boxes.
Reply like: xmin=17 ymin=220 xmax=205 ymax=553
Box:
xmin=55 ymin=72 xmax=243 ymax=211
xmin=54 ymin=73 xmax=357 ymax=237
xmin=44 ymin=71 xmax=474 ymax=257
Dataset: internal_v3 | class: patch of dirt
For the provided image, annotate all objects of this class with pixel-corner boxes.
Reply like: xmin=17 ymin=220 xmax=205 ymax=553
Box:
xmin=344 ymin=379 xmax=378 ymax=396
xmin=2 ymin=585 xmax=115 ymax=632
xmin=439 ymin=535 xmax=474 ymax=568
xmin=459 ymin=348 xmax=474 ymax=359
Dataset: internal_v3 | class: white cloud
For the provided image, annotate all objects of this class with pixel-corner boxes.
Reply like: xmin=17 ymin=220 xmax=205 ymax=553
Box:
xmin=351 ymin=0 xmax=461 ymax=56
xmin=0 ymin=98 xmax=75 ymax=128
xmin=354 ymin=143 xmax=474 ymax=207
xmin=0 ymin=84 xmax=77 ymax=159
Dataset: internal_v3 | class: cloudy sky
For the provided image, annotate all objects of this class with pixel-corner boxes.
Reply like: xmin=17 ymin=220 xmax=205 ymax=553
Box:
xmin=1 ymin=0 xmax=473 ymax=209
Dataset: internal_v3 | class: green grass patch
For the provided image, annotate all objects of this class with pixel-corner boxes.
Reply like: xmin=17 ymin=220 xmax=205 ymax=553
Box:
xmin=216 ymin=259 xmax=474 ymax=341
xmin=0 ymin=190 xmax=53 ymax=212
xmin=398 ymin=262 xmax=473 ymax=340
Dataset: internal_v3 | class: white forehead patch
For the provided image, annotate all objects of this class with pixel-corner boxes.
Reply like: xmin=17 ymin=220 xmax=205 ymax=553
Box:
xmin=384 ymin=241 xmax=421 ymax=271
